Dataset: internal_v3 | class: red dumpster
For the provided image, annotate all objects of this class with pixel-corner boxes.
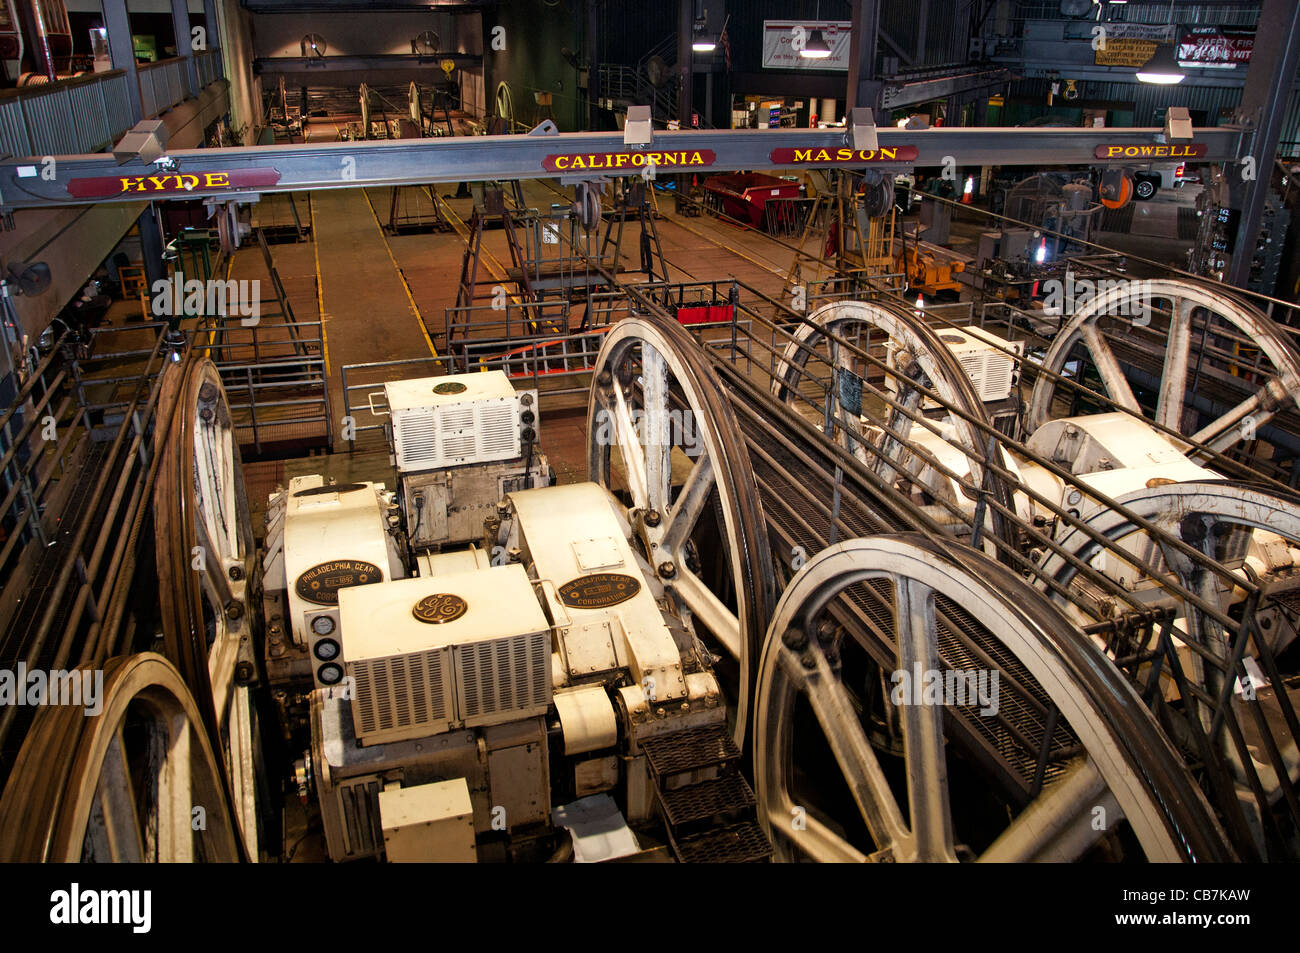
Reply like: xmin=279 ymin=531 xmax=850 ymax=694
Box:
xmin=702 ymin=172 xmax=802 ymax=229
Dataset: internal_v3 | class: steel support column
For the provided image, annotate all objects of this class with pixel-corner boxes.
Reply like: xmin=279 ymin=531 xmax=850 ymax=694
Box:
xmin=677 ymin=0 xmax=693 ymax=125
xmin=203 ymin=0 xmax=221 ymax=51
xmin=14 ymin=1 xmax=55 ymax=80
xmin=846 ymin=0 xmax=883 ymax=115
xmin=138 ymin=205 xmax=167 ymax=292
xmin=103 ymin=0 xmax=143 ymax=120
xmin=1227 ymin=0 xmax=1300 ymax=288
xmin=842 ymin=0 xmax=883 ymax=115
xmin=172 ymin=0 xmax=198 ymax=95
xmin=587 ymin=0 xmax=601 ymax=131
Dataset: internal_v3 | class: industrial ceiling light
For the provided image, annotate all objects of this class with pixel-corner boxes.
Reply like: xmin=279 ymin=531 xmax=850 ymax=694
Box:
xmin=801 ymin=30 xmax=832 ymax=59
xmin=1136 ymin=44 xmax=1185 ymax=84
xmin=1136 ymin=0 xmax=1183 ymax=84
xmin=801 ymin=0 xmax=832 ymax=59
xmin=691 ymin=2 xmax=716 ymax=53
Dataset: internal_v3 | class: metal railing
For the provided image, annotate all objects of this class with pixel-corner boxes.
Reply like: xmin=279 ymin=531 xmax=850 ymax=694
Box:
xmin=0 ymin=70 xmax=135 ymax=157
xmin=0 ymin=49 xmax=223 ymax=161
xmin=340 ymin=357 xmax=444 ymax=452
xmin=78 ymin=313 xmax=333 ymax=458
xmin=138 ymin=57 xmax=190 ymax=118
xmin=194 ymin=49 xmax=224 ymax=90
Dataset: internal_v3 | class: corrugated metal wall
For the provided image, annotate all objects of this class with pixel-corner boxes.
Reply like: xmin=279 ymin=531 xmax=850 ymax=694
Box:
xmin=1011 ymin=77 xmax=1300 ymax=156
xmin=880 ymin=0 xmax=973 ymax=68
xmin=1009 ymin=1 xmax=1260 ymax=29
xmin=1018 ymin=78 xmax=1246 ymax=124
xmin=600 ymin=0 xmax=974 ymax=76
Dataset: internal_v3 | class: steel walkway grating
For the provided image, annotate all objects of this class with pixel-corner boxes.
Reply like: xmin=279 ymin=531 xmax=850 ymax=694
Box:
xmin=658 ymin=773 xmax=756 ymax=827
xmin=640 ymin=725 xmax=740 ymax=779
xmin=675 ymin=819 xmax=773 ymax=863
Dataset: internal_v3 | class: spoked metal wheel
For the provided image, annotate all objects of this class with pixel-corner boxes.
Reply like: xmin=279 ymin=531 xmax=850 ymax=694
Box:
xmin=587 ymin=317 xmax=774 ymax=748
xmin=1036 ymin=480 xmax=1300 ymax=858
xmin=772 ymin=300 xmax=1021 ymax=554
xmin=0 ymin=653 xmax=241 ymax=861
xmin=753 ymin=534 xmax=1233 ymax=862
xmin=154 ymin=356 xmax=261 ymax=856
xmin=1026 ymin=278 xmax=1300 ymax=455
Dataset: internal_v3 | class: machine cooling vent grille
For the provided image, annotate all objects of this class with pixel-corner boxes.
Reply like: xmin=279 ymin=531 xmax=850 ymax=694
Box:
xmin=337 ymin=777 xmax=383 ymax=857
xmin=397 ymin=415 xmax=439 ymax=468
xmin=457 ymin=631 xmax=550 ymax=723
xmin=393 ymin=399 xmax=524 ymax=470
xmin=479 ymin=405 xmax=517 ymax=455
xmin=960 ymin=353 xmax=1014 ymax=403
xmin=351 ymin=650 xmax=448 ymax=737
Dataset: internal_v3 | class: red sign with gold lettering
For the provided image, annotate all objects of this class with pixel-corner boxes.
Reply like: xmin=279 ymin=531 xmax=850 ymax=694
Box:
xmin=769 ymin=146 xmax=919 ymax=164
xmin=1093 ymin=144 xmax=1207 ymax=160
xmin=542 ymin=150 xmax=716 ymax=172
xmin=66 ymin=169 xmax=282 ymax=199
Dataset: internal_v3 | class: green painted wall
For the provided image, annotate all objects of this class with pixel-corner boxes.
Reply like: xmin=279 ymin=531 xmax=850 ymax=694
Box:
xmin=484 ymin=0 xmax=585 ymax=132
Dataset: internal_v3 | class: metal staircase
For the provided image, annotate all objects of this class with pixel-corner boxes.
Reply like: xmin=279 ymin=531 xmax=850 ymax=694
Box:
xmin=597 ymin=34 xmax=679 ymax=123
xmin=640 ymin=725 xmax=772 ymax=863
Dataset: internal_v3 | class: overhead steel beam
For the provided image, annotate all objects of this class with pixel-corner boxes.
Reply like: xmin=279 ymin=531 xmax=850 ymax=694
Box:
xmin=0 ymin=125 xmax=1244 ymax=212
xmin=882 ymin=69 xmax=1011 ymax=110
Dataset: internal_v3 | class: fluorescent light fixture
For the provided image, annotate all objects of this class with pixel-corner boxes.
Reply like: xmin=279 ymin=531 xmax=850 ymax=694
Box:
xmin=1136 ymin=43 xmax=1185 ymax=84
xmin=801 ymin=29 xmax=832 ymax=59
xmin=692 ymin=36 xmax=717 ymax=52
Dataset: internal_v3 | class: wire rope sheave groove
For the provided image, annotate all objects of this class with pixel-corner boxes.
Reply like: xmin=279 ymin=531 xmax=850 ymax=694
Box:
xmin=0 ymin=653 xmax=242 ymax=862
xmin=771 ymin=299 xmax=1021 ymax=559
xmin=152 ymin=357 xmax=260 ymax=857
xmin=586 ymin=316 xmax=775 ymax=752
xmin=1036 ymin=480 xmax=1300 ymax=860
xmin=1025 ymin=279 xmax=1300 ymax=455
xmin=753 ymin=534 xmax=1235 ymax=863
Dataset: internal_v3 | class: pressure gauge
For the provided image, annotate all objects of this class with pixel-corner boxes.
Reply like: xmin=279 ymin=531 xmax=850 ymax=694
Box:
xmin=311 ymin=614 xmax=336 ymax=636
xmin=313 ymin=638 xmax=340 ymax=662
xmin=317 ymin=663 xmax=343 ymax=685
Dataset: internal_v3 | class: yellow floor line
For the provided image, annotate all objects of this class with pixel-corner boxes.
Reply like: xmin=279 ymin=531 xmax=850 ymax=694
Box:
xmin=656 ymin=204 xmax=790 ymax=280
xmin=426 ymin=187 xmax=520 ymax=299
xmin=308 ymin=192 xmax=331 ymax=375
xmin=534 ymin=178 xmax=775 ymax=284
xmin=361 ymin=188 xmax=441 ymax=362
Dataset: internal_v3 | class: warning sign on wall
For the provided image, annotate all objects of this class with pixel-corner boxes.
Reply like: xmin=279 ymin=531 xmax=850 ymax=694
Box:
xmin=1095 ymin=38 xmax=1158 ymax=68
